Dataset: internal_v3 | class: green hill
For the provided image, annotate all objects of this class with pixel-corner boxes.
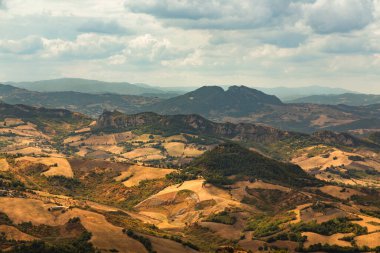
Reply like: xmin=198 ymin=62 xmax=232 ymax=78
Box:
xmin=186 ymin=143 xmax=318 ymax=187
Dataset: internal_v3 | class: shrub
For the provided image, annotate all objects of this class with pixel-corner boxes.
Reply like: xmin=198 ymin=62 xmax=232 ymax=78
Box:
xmin=123 ymin=229 xmax=155 ymax=253
xmin=205 ymin=211 xmax=236 ymax=225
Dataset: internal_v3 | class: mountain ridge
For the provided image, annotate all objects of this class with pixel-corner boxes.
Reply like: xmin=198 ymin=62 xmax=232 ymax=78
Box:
xmin=289 ymin=93 xmax=380 ymax=106
xmin=94 ymin=110 xmax=380 ymax=150
xmin=0 ymin=83 xmax=161 ymax=117
xmin=257 ymin=85 xmax=357 ymax=100
xmin=6 ymin=78 xmax=179 ymax=97
xmin=144 ymin=86 xmax=380 ymax=133
xmin=144 ymin=85 xmax=283 ymax=117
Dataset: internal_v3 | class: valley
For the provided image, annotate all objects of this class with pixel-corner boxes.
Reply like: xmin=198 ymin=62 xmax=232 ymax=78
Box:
xmin=3 ymin=83 xmax=380 ymax=134
xmin=2 ymin=1 xmax=380 ymax=252
xmin=0 ymin=101 xmax=379 ymax=252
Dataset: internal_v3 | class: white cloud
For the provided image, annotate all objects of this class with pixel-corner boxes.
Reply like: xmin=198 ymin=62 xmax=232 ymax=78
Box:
xmin=41 ymin=34 xmax=125 ymax=59
xmin=162 ymin=49 xmax=203 ymax=67
xmin=0 ymin=0 xmax=379 ymax=93
xmin=77 ymin=19 xmax=130 ymax=35
xmin=0 ymin=36 xmax=43 ymax=55
xmin=107 ymin=54 xmax=126 ymax=65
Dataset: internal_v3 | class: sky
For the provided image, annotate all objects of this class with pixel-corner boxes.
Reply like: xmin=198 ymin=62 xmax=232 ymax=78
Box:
xmin=0 ymin=0 xmax=380 ymax=93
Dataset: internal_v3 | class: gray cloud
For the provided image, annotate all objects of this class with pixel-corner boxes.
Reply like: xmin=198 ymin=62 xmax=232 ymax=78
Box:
xmin=305 ymin=0 xmax=374 ymax=34
xmin=260 ymin=32 xmax=308 ymax=48
xmin=124 ymin=0 xmax=223 ymax=20
xmin=0 ymin=16 xmax=92 ymax=40
xmin=78 ymin=20 xmax=130 ymax=35
xmin=124 ymin=0 xmax=376 ymax=35
xmin=0 ymin=36 xmax=43 ymax=55
xmin=124 ymin=0 xmax=316 ymax=30
xmin=0 ymin=0 xmax=6 ymax=9
xmin=318 ymin=34 xmax=380 ymax=55
xmin=0 ymin=0 xmax=379 ymax=92
xmin=209 ymin=30 xmax=308 ymax=49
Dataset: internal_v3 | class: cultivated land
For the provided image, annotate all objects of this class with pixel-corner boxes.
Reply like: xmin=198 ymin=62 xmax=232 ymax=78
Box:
xmin=114 ymin=165 xmax=175 ymax=187
xmin=0 ymin=102 xmax=379 ymax=253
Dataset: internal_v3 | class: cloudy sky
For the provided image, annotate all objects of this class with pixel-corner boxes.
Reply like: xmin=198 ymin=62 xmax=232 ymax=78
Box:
xmin=0 ymin=0 xmax=379 ymax=92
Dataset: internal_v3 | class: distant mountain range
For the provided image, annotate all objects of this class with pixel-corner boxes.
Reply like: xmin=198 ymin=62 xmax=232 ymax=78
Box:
xmin=6 ymin=78 xmax=181 ymax=98
xmin=146 ymin=86 xmax=380 ymax=133
xmin=256 ymin=86 xmax=356 ymax=101
xmin=289 ymin=93 xmax=380 ymax=106
xmin=2 ymin=80 xmax=380 ymax=134
xmin=6 ymin=78 xmax=363 ymax=100
xmin=0 ymin=83 xmax=160 ymax=116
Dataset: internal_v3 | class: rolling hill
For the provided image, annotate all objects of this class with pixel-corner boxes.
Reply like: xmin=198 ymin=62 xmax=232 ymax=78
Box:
xmin=7 ymin=78 xmax=179 ymax=97
xmin=94 ymin=110 xmax=379 ymax=151
xmin=145 ymin=86 xmax=380 ymax=133
xmin=1 ymin=102 xmax=380 ymax=252
xmin=290 ymin=93 xmax=380 ymax=106
xmin=2 ymin=82 xmax=380 ymax=134
xmin=94 ymin=110 xmax=303 ymax=144
xmin=0 ymin=102 xmax=91 ymax=134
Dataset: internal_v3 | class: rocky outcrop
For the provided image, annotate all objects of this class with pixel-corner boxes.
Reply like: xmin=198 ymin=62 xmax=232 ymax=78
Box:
xmin=312 ymin=130 xmax=379 ymax=148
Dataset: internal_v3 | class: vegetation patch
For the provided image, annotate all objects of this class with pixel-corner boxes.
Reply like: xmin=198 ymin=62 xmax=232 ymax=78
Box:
xmin=360 ymin=209 xmax=380 ymax=219
xmin=0 ymin=172 xmax=25 ymax=191
xmin=5 ymin=231 xmax=96 ymax=253
xmin=186 ymin=143 xmax=318 ymax=187
xmin=205 ymin=211 xmax=236 ymax=225
xmin=182 ymin=224 xmax=229 ymax=252
xmin=195 ymin=199 xmax=217 ymax=210
xmin=123 ymin=229 xmax=155 ymax=253
xmin=245 ymin=213 xmax=295 ymax=238
xmin=291 ymin=217 xmax=368 ymax=236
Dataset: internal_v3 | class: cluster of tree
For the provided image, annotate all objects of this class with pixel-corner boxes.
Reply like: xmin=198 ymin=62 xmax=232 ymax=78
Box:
xmin=351 ymin=189 xmax=380 ymax=208
xmin=297 ymin=243 xmax=379 ymax=253
xmin=360 ymin=209 xmax=380 ymax=219
xmin=165 ymin=172 xmax=197 ymax=184
xmin=17 ymin=222 xmax=60 ymax=238
xmin=122 ymin=229 xmax=155 ymax=253
xmin=3 ymin=232 xmax=96 ymax=253
xmin=266 ymin=231 xmax=307 ymax=243
xmin=186 ymin=142 xmax=317 ymax=187
xmin=161 ymin=234 xmax=200 ymax=251
xmin=0 ymin=172 xmax=25 ymax=191
xmin=291 ymin=218 xmax=367 ymax=236
xmin=48 ymin=176 xmax=81 ymax=191
xmin=245 ymin=214 xmax=294 ymax=238
xmin=205 ymin=211 xmax=236 ymax=225
xmin=348 ymin=155 xmax=365 ymax=162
